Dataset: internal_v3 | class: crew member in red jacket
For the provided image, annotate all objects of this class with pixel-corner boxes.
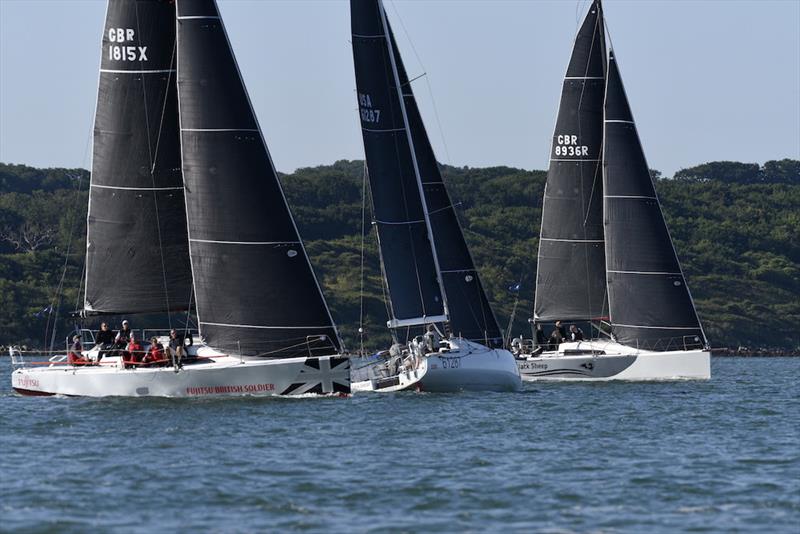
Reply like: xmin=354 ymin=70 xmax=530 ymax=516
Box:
xmin=67 ymin=335 xmax=90 ymax=365
xmin=124 ymin=334 xmax=144 ymax=369
xmin=142 ymin=337 xmax=165 ymax=367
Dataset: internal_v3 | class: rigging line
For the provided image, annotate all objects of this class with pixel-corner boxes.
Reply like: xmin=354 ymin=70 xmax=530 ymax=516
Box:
xmin=387 ymin=0 xmax=452 ymax=165
xmin=135 ymin=4 xmax=173 ymax=329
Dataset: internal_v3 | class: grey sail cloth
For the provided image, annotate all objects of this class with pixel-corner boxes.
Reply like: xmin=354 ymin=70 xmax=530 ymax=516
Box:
xmin=603 ymin=52 xmax=706 ymax=350
xmin=534 ymin=0 xmax=608 ymax=323
xmin=385 ymin=25 xmax=503 ymax=347
xmin=176 ymin=0 xmax=340 ymax=358
xmin=85 ymin=0 xmax=193 ymax=314
xmin=350 ymin=0 xmax=445 ymax=326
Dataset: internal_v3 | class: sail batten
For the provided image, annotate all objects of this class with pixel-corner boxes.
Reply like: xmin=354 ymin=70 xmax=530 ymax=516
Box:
xmin=84 ymin=0 xmax=193 ymax=315
xmin=176 ymin=0 xmax=340 ymax=357
xmin=534 ymin=0 xmax=608 ymax=323
xmin=603 ymin=51 xmax=707 ymax=349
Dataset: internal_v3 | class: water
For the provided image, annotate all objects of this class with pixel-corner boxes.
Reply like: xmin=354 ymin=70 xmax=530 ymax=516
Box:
xmin=1 ymin=357 xmax=798 ymax=533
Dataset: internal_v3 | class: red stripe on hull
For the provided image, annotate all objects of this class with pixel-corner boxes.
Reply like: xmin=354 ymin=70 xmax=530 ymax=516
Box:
xmin=13 ymin=387 xmax=55 ymax=397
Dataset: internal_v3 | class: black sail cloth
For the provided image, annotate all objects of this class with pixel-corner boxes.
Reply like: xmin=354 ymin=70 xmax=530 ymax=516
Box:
xmin=534 ymin=0 xmax=608 ymax=323
xmin=603 ymin=52 xmax=706 ymax=350
xmin=350 ymin=0 xmax=446 ymax=328
xmin=85 ymin=0 xmax=192 ymax=314
xmin=386 ymin=26 xmax=503 ymax=347
xmin=176 ymin=0 xmax=340 ymax=357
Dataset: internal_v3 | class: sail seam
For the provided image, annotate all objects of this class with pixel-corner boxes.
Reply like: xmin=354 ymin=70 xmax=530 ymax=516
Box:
xmin=564 ymin=76 xmax=604 ymax=80
xmin=440 ymin=269 xmax=476 ymax=273
xmin=605 ymin=119 xmax=635 ymax=123
xmin=540 ymin=238 xmax=603 ymax=243
xmin=352 ymin=33 xmax=385 ymax=39
xmin=100 ymin=69 xmax=176 ymax=74
xmin=199 ymin=321 xmax=332 ymax=330
xmin=613 ymin=323 xmax=701 ymax=330
xmin=608 ymin=270 xmax=683 ymax=275
xmin=91 ymin=184 xmax=183 ymax=191
xmin=374 ymin=218 xmax=424 ymax=225
xmin=189 ymin=239 xmax=300 ymax=245
xmin=177 ymin=16 xmax=220 ymax=20
xmin=180 ymin=128 xmax=259 ymax=132
xmin=604 ymin=195 xmax=657 ymax=199
xmin=361 ymin=126 xmax=406 ymax=133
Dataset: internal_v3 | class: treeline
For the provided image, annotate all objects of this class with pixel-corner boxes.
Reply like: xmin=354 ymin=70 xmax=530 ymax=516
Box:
xmin=0 ymin=159 xmax=797 ymax=352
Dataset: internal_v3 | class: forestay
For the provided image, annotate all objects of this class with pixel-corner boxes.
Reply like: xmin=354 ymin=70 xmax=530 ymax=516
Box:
xmin=534 ymin=0 xmax=608 ymax=323
xmin=176 ymin=0 xmax=340 ymax=357
xmin=603 ymin=51 xmax=706 ymax=349
xmin=85 ymin=0 xmax=193 ymax=315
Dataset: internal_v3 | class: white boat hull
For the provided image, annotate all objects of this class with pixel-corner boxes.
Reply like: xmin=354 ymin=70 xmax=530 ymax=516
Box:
xmin=11 ymin=348 xmax=350 ymax=397
xmin=517 ymin=340 xmax=710 ymax=381
xmin=352 ymin=339 xmax=521 ymax=393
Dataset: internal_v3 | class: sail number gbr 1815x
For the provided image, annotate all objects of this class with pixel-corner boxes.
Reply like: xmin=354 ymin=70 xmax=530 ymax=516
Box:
xmin=359 ymin=93 xmax=381 ymax=124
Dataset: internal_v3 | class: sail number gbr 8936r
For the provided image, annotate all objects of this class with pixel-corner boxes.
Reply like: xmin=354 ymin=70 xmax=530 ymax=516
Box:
xmin=107 ymin=28 xmax=147 ymax=62
xmin=359 ymin=93 xmax=381 ymax=124
xmin=554 ymin=134 xmax=589 ymax=157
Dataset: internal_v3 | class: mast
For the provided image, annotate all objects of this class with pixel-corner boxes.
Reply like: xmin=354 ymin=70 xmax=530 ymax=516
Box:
xmin=84 ymin=0 xmax=192 ymax=315
xmin=350 ymin=0 xmax=447 ymax=330
xmin=175 ymin=0 xmax=340 ymax=358
xmin=602 ymin=50 xmax=707 ymax=350
xmin=533 ymin=0 xmax=608 ymax=324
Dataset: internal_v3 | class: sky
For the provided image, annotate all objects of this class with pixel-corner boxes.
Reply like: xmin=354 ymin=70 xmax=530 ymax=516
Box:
xmin=1 ymin=0 xmax=798 ymax=177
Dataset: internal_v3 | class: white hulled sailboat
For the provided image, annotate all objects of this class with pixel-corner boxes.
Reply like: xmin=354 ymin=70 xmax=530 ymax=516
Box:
xmin=348 ymin=0 xmax=521 ymax=392
xmin=11 ymin=0 xmax=350 ymax=397
xmin=515 ymin=0 xmax=710 ymax=380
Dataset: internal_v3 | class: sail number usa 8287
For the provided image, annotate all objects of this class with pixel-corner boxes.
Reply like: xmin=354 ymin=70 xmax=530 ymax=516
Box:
xmin=359 ymin=93 xmax=381 ymax=123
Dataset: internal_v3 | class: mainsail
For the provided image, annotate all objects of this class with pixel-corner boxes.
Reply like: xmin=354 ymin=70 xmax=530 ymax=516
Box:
xmin=603 ymin=51 xmax=707 ymax=349
xmin=176 ymin=0 xmax=340 ymax=357
xmin=350 ymin=0 xmax=447 ymax=329
xmin=85 ymin=0 xmax=193 ymax=314
xmin=534 ymin=0 xmax=608 ymax=323
xmin=385 ymin=26 xmax=503 ymax=346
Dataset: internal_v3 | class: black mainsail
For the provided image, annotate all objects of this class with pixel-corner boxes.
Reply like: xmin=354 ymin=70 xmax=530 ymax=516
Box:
xmin=350 ymin=0 xmax=447 ymax=329
xmin=386 ymin=26 xmax=503 ymax=346
xmin=603 ymin=51 xmax=706 ymax=349
xmin=176 ymin=0 xmax=340 ymax=357
xmin=534 ymin=0 xmax=608 ymax=323
xmin=85 ymin=0 xmax=192 ymax=314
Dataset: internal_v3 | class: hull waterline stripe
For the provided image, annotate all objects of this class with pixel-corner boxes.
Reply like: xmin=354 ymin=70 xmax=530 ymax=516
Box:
xmin=540 ymin=237 xmax=604 ymax=243
xmin=189 ymin=239 xmax=300 ymax=245
xmin=91 ymin=184 xmax=183 ymax=191
xmin=605 ymin=195 xmax=658 ymax=200
xmin=181 ymin=128 xmax=259 ymax=132
xmin=200 ymin=321 xmax=332 ymax=330
xmin=608 ymin=270 xmax=683 ymax=275
xmin=101 ymin=69 xmax=176 ymax=74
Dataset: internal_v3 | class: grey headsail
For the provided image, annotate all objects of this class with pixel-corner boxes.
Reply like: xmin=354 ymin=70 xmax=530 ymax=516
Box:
xmin=351 ymin=0 xmax=447 ymax=329
xmin=176 ymin=0 xmax=340 ymax=357
xmin=385 ymin=24 xmax=503 ymax=346
xmin=603 ymin=51 xmax=707 ymax=350
xmin=534 ymin=0 xmax=608 ymax=323
xmin=85 ymin=0 xmax=192 ymax=314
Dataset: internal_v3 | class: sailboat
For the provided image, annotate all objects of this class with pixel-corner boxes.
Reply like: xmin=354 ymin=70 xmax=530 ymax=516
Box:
xmin=348 ymin=0 xmax=521 ymax=392
xmin=515 ymin=0 xmax=710 ymax=380
xmin=11 ymin=0 xmax=350 ymax=397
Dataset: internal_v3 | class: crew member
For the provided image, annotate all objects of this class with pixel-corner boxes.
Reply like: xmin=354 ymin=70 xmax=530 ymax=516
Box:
xmin=95 ymin=322 xmax=115 ymax=362
xmin=142 ymin=337 xmax=164 ymax=367
xmin=569 ymin=324 xmax=585 ymax=342
xmin=423 ymin=324 xmax=441 ymax=353
xmin=67 ymin=335 xmax=90 ymax=365
xmin=124 ymin=333 xmax=144 ymax=369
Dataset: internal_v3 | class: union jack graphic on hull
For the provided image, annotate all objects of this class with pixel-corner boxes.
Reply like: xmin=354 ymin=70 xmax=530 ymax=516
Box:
xmin=279 ymin=356 xmax=351 ymax=395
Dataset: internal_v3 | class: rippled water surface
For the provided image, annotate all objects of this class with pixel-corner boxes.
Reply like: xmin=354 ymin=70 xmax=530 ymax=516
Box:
xmin=1 ymin=357 xmax=798 ymax=532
